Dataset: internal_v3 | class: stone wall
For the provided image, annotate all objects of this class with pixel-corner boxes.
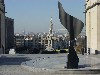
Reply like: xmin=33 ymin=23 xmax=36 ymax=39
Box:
xmin=86 ymin=0 xmax=100 ymax=54
xmin=0 ymin=0 xmax=5 ymax=54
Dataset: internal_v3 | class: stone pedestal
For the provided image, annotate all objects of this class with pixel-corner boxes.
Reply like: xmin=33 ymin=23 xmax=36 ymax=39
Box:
xmin=67 ymin=46 xmax=79 ymax=69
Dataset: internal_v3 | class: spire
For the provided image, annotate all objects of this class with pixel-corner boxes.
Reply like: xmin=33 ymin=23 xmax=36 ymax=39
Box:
xmin=49 ymin=17 xmax=53 ymax=34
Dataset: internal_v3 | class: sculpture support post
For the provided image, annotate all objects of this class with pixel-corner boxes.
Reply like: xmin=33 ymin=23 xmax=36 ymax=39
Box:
xmin=67 ymin=16 xmax=79 ymax=69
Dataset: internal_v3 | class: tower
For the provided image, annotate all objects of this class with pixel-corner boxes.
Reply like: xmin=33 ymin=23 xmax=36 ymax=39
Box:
xmin=49 ymin=17 xmax=53 ymax=35
xmin=86 ymin=0 xmax=100 ymax=54
xmin=45 ymin=17 xmax=54 ymax=51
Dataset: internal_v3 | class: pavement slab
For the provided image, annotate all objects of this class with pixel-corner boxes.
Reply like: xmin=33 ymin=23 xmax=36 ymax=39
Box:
xmin=0 ymin=54 xmax=100 ymax=75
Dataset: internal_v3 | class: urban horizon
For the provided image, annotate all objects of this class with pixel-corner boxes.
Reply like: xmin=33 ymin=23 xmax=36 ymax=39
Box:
xmin=0 ymin=0 xmax=100 ymax=75
xmin=5 ymin=0 xmax=85 ymax=33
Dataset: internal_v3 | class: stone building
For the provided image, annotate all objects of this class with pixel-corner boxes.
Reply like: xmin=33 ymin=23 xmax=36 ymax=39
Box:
xmin=5 ymin=17 xmax=14 ymax=53
xmin=14 ymin=34 xmax=25 ymax=47
xmin=86 ymin=0 xmax=100 ymax=54
xmin=0 ymin=0 xmax=5 ymax=54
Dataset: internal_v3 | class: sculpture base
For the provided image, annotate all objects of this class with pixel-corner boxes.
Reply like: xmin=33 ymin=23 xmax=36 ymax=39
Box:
xmin=67 ymin=46 xmax=79 ymax=69
xmin=67 ymin=54 xmax=79 ymax=69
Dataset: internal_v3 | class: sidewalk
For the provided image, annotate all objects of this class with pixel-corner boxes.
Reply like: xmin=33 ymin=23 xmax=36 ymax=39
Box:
xmin=0 ymin=54 xmax=100 ymax=75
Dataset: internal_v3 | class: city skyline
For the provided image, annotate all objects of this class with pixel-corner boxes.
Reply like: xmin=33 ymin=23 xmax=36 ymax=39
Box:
xmin=5 ymin=0 xmax=85 ymax=33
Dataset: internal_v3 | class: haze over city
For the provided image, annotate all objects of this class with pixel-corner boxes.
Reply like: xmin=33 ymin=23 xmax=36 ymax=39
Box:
xmin=5 ymin=0 xmax=85 ymax=33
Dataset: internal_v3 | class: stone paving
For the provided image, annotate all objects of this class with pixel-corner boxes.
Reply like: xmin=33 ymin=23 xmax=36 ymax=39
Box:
xmin=0 ymin=54 xmax=100 ymax=75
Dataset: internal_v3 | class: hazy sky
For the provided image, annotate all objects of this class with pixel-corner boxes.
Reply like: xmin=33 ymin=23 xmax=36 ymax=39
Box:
xmin=5 ymin=0 xmax=85 ymax=33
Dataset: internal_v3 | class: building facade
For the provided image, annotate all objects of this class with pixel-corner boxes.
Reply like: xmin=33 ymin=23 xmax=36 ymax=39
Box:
xmin=86 ymin=0 xmax=100 ymax=54
xmin=0 ymin=0 xmax=5 ymax=54
xmin=14 ymin=33 xmax=43 ymax=53
xmin=5 ymin=17 xmax=14 ymax=53
xmin=14 ymin=34 xmax=25 ymax=47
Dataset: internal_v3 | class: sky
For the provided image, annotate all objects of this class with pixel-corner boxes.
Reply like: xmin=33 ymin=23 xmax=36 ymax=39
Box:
xmin=5 ymin=0 xmax=85 ymax=34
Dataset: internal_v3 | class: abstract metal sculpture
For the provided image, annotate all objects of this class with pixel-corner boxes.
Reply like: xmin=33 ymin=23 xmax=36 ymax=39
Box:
xmin=58 ymin=1 xmax=84 ymax=69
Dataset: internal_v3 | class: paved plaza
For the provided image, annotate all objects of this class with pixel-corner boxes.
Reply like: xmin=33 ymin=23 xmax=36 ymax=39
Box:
xmin=0 ymin=54 xmax=100 ymax=75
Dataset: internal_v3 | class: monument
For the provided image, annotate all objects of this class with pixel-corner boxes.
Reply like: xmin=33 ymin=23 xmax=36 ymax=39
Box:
xmin=58 ymin=1 xmax=84 ymax=69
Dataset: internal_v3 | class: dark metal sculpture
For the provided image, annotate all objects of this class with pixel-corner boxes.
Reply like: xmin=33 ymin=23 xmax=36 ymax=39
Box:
xmin=58 ymin=1 xmax=84 ymax=69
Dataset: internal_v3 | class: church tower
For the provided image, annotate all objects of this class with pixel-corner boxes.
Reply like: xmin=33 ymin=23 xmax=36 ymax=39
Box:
xmin=49 ymin=17 xmax=53 ymax=35
xmin=86 ymin=0 xmax=100 ymax=54
xmin=45 ymin=17 xmax=55 ymax=51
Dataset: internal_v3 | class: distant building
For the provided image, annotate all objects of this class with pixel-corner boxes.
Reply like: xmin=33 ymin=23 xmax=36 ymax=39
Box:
xmin=24 ymin=34 xmax=38 ymax=49
xmin=0 ymin=0 xmax=5 ymax=54
xmin=40 ymin=17 xmax=68 ymax=51
xmin=14 ymin=34 xmax=25 ymax=47
xmin=14 ymin=33 xmax=43 ymax=53
xmin=86 ymin=0 xmax=100 ymax=54
xmin=24 ymin=35 xmax=34 ymax=48
xmin=14 ymin=18 xmax=69 ymax=53
xmin=5 ymin=17 xmax=14 ymax=53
